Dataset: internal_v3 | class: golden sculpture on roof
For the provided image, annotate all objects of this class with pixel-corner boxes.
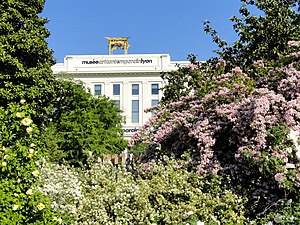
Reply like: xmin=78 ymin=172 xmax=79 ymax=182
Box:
xmin=105 ymin=37 xmax=131 ymax=55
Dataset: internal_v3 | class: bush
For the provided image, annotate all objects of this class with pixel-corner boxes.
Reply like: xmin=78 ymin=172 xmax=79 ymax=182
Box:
xmin=39 ymin=157 xmax=249 ymax=224
xmin=38 ymin=161 xmax=83 ymax=223
xmin=0 ymin=101 xmax=62 ymax=224
xmin=130 ymin=54 xmax=300 ymax=219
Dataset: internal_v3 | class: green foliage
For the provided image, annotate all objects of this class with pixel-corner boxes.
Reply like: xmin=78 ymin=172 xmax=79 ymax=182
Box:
xmin=204 ymin=0 xmax=300 ymax=70
xmin=0 ymin=0 xmax=73 ymax=223
xmin=0 ymin=0 xmax=56 ymax=124
xmin=258 ymin=199 xmax=300 ymax=224
xmin=162 ymin=0 xmax=300 ymax=103
xmin=44 ymin=79 xmax=127 ymax=167
xmin=129 ymin=1 xmax=300 ymax=224
xmin=0 ymin=102 xmax=62 ymax=224
xmin=161 ymin=55 xmax=203 ymax=103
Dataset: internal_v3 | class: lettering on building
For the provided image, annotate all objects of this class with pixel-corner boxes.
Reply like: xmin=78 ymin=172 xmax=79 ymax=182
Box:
xmin=81 ymin=58 xmax=153 ymax=65
xmin=123 ymin=128 xmax=139 ymax=133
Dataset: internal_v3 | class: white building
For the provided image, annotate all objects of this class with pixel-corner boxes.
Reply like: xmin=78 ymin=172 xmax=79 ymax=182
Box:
xmin=51 ymin=53 xmax=188 ymax=140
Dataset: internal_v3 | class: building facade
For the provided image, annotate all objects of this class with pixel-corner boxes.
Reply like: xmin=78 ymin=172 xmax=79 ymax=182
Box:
xmin=51 ymin=53 xmax=188 ymax=140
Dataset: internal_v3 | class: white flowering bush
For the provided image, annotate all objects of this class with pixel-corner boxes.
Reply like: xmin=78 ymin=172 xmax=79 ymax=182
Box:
xmin=39 ymin=161 xmax=84 ymax=220
xmin=40 ymin=157 xmax=248 ymax=224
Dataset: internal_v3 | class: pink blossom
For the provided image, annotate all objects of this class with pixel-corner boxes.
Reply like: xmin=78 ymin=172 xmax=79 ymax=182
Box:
xmin=288 ymin=40 xmax=300 ymax=47
xmin=274 ymin=173 xmax=284 ymax=182
xmin=129 ymin=60 xmax=300 ymax=200
xmin=231 ymin=66 xmax=243 ymax=74
xmin=216 ymin=59 xmax=226 ymax=69
xmin=186 ymin=63 xmax=198 ymax=70
xmin=253 ymin=60 xmax=265 ymax=67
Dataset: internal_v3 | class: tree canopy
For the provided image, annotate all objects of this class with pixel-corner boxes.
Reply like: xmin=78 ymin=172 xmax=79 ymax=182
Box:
xmin=0 ymin=0 xmax=62 ymax=223
xmin=161 ymin=0 xmax=300 ymax=103
xmin=45 ymin=79 xmax=127 ymax=167
xmin=0 ymin=0 xmax=56 ymax=124
xmin=204 ymin=0 xmax=300 ymax=69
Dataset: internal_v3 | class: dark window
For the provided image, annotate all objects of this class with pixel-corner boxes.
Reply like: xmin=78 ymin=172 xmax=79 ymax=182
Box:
xmin=113 ymin=84 xmax=120 ymax=95
xmin=94 ymin=84 xmax=101 ymax=96
xmin=151 ymin=99 xmax=159 ymax=116
xmin=151 ymin=99 xmax=159 ymax=107
xmin=132 ymin=84 xmax=139 ymax=95
xmin=151 ymin=83 xmax=159 ymax=95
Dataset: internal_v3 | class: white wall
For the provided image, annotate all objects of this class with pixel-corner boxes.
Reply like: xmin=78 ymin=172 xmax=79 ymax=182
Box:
xmin=52 ymin=53 xmax=189 ymax=140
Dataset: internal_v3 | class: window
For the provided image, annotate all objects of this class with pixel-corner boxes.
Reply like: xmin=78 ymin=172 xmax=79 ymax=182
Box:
xmin=113 ymin=84 xmax=120 ymax=95
xmin=151 ymin=99 xmax=159 ymax=116
xmin=94 ymin=84 xmax=102 ymax=96
xmin=151 ymin=99 xmax=159 ymax=107
xmin=132 ymin=100 xmax=139 ymax=123
xmin=115 ymin=100 xmax=120 ymax=110
xmin=132 ymin=84 xmax=139 ymax=95
xmin=151 ymin=83 xmax=159 ymax=95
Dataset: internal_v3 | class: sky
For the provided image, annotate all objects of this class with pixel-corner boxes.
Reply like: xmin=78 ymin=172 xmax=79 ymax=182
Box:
xmin=42 ymin=0 xmax=245 ymax=63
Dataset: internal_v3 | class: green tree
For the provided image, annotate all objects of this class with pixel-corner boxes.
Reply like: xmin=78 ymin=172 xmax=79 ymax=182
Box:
xmin=161 ymin=0 xmax=300 ymax=103
xmin=204 ymin=0 xmax=300 ymax=69
xmin=160 ymin=55 xmax=202 ymax=103
xmin=0 ymin=1 xmax=72 ymax=222
xmin=45 ymin=79 xmax=127 ymax=167
xmin=160 ymin=55 xmax=224 ymax=103
xmin=0 ymin=0 xmax=56 ymax=124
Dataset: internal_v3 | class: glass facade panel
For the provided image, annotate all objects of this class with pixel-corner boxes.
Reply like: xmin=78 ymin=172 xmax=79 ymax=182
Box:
xmin=94 ymin=84 xmax=101 ymax=96
xmin=132 ymin=100 xmax=139 ymax=123
xmin=151 ymin=83 xmax=159 ymax=95
xmin=113 ymin=84 xmax=120 ymax=95
xmin=132 ymin=84 xmax=139 ymax=95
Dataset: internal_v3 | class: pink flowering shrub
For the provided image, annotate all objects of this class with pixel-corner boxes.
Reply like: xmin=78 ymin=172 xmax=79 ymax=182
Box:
xmin=130 ymin=56 xmax=300 ymax=218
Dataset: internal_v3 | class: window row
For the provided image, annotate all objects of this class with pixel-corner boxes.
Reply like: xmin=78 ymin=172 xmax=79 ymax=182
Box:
xmin=131 ymin=83 xmax=159 ymax=95
xmin=112 ymin=99 xmax=160 ymax=123
xmin=95 ymin=84 xmax=120 ymax=96
xmin=94 ymin=83 xmax=159 ymax=96
xmin=130 ymin=99 xmax=159 ymax=123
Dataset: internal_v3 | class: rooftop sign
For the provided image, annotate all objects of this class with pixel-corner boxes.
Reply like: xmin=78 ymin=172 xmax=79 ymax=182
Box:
xmin=63 ymin=54 xmax=169 ymax=73
xmin=81 ymin=58 xmax=154 ymax=66
xmin=51 ymin=54 xmax=176 ymax=73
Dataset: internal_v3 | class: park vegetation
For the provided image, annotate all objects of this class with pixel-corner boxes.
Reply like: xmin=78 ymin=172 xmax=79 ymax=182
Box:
xmin=0 ymin=0 xmax=299 ymax=224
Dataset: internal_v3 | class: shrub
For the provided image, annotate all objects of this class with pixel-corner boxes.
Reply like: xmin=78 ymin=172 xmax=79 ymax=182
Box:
xmin=38 ymin=161 xmax=84 ymax=223
xmin=258 ymin=199 xmax=300 ymax=224
xmin=40 ymin=157 xmax=249 ymax=224
xmin=130 ymin=56 xmax=300 ymax=219
xmin=0 ymin=101 xmax=62 ymax=224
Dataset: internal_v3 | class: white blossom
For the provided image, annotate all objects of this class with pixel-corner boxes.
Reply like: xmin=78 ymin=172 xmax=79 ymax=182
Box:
xmin=21 ymin=118 xmax=33 ymax=126
xmin=296 ymin=151 xmax=300 ymax=160
xmin=287 ymin=129 xmax=299 ymax=142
